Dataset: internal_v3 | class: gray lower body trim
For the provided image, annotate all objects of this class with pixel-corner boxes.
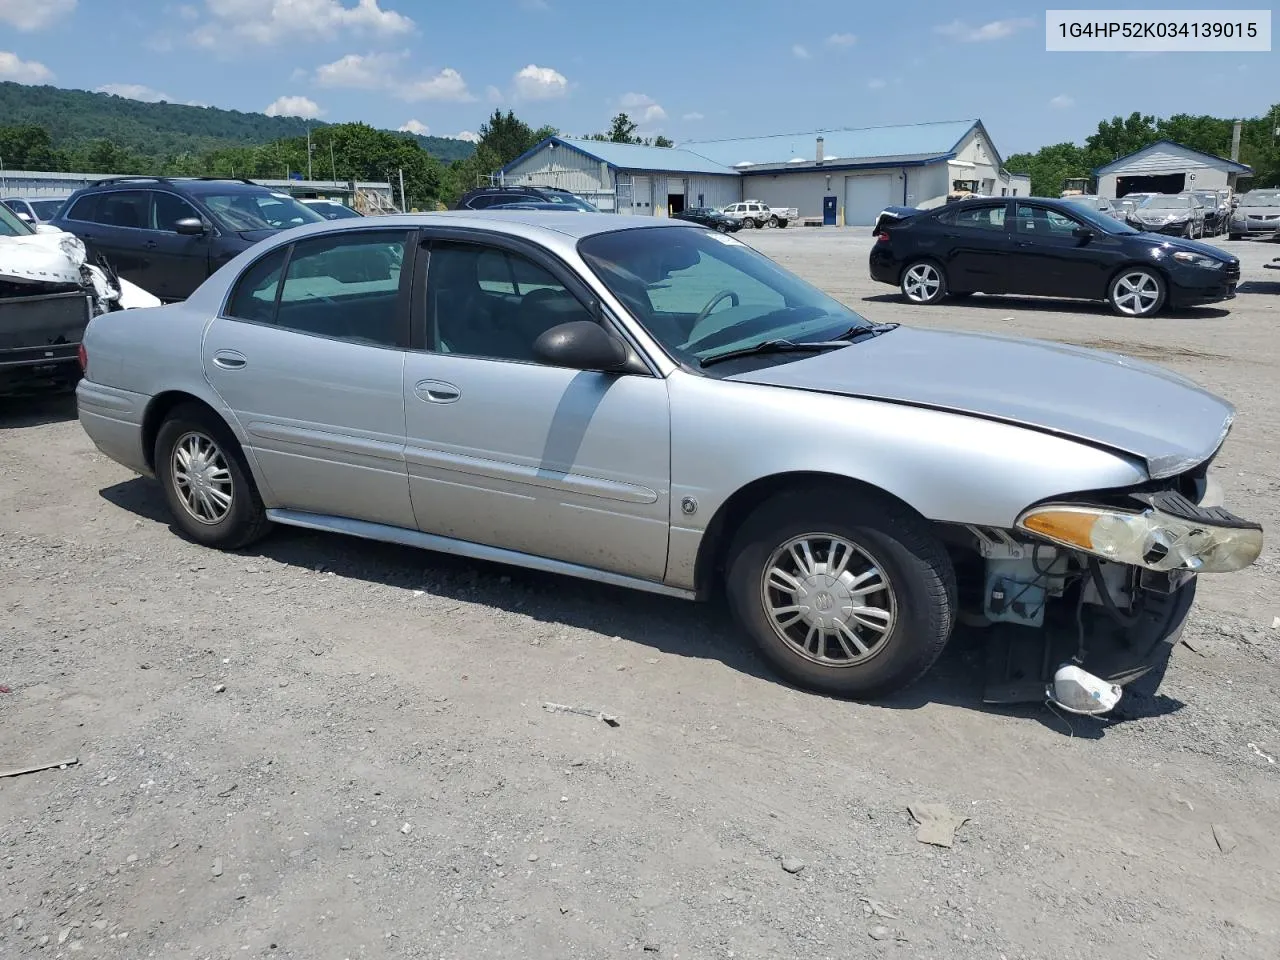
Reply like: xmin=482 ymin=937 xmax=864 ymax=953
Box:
xmin=265 ymin=509 xmax=697 ymax=600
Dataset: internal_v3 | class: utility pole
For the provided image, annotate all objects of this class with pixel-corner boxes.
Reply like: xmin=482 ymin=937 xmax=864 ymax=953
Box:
xmin=329 ymin=140 xmax=337 ymax=183
xmin=306 ymin=124 xmax=313 ymax=180
xmin=398 ymin=167 xmax=406 ymax=212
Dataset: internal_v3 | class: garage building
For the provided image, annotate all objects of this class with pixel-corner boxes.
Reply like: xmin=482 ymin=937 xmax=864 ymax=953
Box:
xmin=1094 ymin=140 xmax=1253 ymax=198
xmin=499 ymin=119 xmax=1028 ymax=226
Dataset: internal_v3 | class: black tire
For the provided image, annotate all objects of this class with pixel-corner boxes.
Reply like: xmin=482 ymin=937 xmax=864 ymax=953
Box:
xmin=739 ymin=218 xmax=753 ymax=229
xmin=767 ymin=215 xmax=779 ymax=228
xmin=899 ymin=259 xmax=947 ymax=305
xmin=725 ymin=488 xmax=956 ymax=699
xmin=154 ymin=403 xmax=271 ymax=550
xmin=949 ymin=291 xmax=975 ymax=299
xmin=715 ymin=223 xmax=728 ymax=233
xmin=1228 ymin=233 xmax=1242 ymax=241
xmin=1108 ymin=266 xmax=1166 ymax=317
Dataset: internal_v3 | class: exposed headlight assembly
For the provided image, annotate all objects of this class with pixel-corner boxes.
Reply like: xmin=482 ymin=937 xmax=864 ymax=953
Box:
xmin=1017 ymin=491 xmax=1262 ymax=573
xmin=1172 ymin=250 xmax=1225 ymax=269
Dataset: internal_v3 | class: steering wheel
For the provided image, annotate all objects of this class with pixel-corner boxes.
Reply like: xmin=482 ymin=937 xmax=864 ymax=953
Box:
xmin=693 ymin=289 xmax=739 ymax=326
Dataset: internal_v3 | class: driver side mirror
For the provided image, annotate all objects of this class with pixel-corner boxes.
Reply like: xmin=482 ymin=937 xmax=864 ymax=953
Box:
xmin=175 ymin=217 xmax=207 ymax=236
xmin=1072 ymin=226 xmax=1094 ymax=242
xmin=533 ymin=320 xmax=630 ymax=372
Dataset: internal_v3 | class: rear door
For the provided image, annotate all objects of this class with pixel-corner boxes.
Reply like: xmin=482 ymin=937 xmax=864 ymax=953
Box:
xmin=67 ymin=191 xmax=152 ymax=283
xmin=146 ymin=190 xmax=212 ymax=301
xmin=202 ymin=228 xmax=417 ymax=528
xmin=934 ymin=202 xmax=1012 ymax=292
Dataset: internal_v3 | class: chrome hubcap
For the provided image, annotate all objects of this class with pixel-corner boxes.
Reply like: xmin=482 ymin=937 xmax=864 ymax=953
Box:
xmin=1113 ymin=272 xmax=1160 ymax=315
xmin=171 ymin=431 xmax=233 ymax=525
xmin=903 ymin=263 xmax=941 ymax=302
xmin=761 ymin=534 xmax=897 ymax=667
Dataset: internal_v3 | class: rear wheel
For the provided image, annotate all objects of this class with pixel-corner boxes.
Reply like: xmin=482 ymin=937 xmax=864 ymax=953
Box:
xmin=1229 ymin=233 xmax=1242 ymax=241
xmin=1108 ymin=267 xmax=1166 ymax=317
xmin=715 ymin=223 xmax=728 ymax=233
xmin=900 ymin=260 xmax=946 ymax=304
xmin=740 ymin=217 xmax=754 ymax=229
xmin=767 ymin=215 xmax=779 ymax=228
xmin=154 ymin=404 xmax=271 ymax=549
xmin=725 ymin=489 xmax=956 ymax=699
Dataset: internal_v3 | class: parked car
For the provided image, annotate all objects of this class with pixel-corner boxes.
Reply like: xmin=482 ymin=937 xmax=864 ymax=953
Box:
xmin=673 ymin=206 xmax=742 ymax=232
xmin=1061 ymin=194 xmax=1119 ymax=219
xmin=3 ymin=196 xmax=69 ymax=225
xmin=49 ymin=177 xmax=326 ymax=302
xmin=300 ymin=198 xmax=363 ymax=220
xmin=488 ymin=202 xmax=595 ymax=212
xmin=869 ymin=196 xmax=1239 ymax=317
xmin=722 ymin=200 xmax=791 ymax=229
xmin=74 ymin=212 xmax=1262 ymax=710
xmin=1225 ymin=189 xmax=1280 ymax=240
xmin=1190 ymin=190 xmax=1229 ymax=236
xmin=1126 ymin=193 xmax=1206 ymax=238
xmin=455 ymin=185 xmax=599 ymax=212
xmin=1 ymin=201 xmax=158 ymax=395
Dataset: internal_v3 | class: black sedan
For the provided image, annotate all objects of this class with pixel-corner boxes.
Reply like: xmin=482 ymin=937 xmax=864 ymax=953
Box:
xmin=672 ymin=207 xmax=742 ymax=232
xmin=869 ymin=197 xmax=1239 ymax=317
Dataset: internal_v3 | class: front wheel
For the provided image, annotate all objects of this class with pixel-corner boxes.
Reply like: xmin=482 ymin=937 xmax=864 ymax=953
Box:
xmin=715 ymin=223 xmax=728 ymax=233
xmin=900 ymin=260 xmax=947 ymax=304
xmin=725 ymin=490 xmax=956 ymax=699
xmin=154 ymin=404 xmax=271 ymax=549
xmin=767 ymin=215 xmax=779 ymax=228
xmin=739 ymin=218 xmax=754 ymax=229
xmin=1108 ymin=267 xmax=1166 ymax=317
xmin=1228 ymin=233 xmax=1242 ymax=241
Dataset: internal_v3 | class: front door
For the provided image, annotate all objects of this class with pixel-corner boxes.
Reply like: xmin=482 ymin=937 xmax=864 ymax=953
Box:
xmin=402 ymin=233 xmax=672 ymax=581
xmin=1007 ymin=202 xmax=1118 ymax=299
xmin=202 ymin=228 xmax=417 ymax=529
xmin=147 ymin=190 xmax=212 ymax=300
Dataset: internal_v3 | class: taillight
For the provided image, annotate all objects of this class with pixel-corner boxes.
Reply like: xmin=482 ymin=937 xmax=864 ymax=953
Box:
xmin=77 ymin=343 xmax=87 ymax=372
xmin=875 ymin=231 xmax=890 ymax=243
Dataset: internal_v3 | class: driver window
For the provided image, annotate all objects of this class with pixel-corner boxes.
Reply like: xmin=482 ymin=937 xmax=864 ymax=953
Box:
xmin=1015 ymin=203 xmax=1077 ymax=237
xmin=425 ymin=240 xmax=595 ymax=363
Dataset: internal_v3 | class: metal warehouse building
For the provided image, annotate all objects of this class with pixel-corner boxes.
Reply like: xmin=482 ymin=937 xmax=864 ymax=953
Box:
xmin=1094 ymin=140 xmax=1253 ymax=198
xmin=499 ymin=119 xmax=1029 ymax=225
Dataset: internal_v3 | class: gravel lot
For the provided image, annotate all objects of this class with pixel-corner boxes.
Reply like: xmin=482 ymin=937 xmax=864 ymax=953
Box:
xmin=3 ymin=230 xmax=1278 ymax=960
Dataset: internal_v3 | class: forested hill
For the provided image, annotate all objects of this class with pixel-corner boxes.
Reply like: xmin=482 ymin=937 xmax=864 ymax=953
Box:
xmin=0 ymin=82 xmax=475 ymax=164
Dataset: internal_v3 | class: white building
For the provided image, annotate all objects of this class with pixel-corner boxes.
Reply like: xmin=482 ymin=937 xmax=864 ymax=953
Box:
xmin=1094 ymin=140 xmax=1253 ymax=198
xmin=499 ymin=119 xmax=1028 ymax=225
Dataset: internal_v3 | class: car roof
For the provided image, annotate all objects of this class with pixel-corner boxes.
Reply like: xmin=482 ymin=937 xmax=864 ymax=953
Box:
xmin=285 ymin=210 xmax=690 ymax=240
xmin=77 ymin=178 xmax=281 ymax=196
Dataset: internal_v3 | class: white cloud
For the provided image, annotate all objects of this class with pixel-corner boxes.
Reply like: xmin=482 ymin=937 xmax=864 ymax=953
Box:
xmin=314 ymin=51 xmax=402 ymax=88
xmin=867 ymin=78 xmax=887 ymax=90
xmin=0 ymin=51 xmax=54 ymax=83
xmin=486 ymin=84 xmax=503 ymax=103
xmin=791 ymin=44 xmax=810 ymax=59
xmin=934 ymin=18 xmax=1033 ymax=42
xmin=177 ymin=4 xmax=199 ymax=19
xmin=1049 ymin=93 xmax=1075 ymax=109
xmin=191 ymin=0 xmax=413 ymax=48
xmin=96 ymin=83 xmax=170 ymax=103
xmin=264 ymin=95 xmax=322 ymax=118
xmin=397 ymin=119 xmax=429 ymax=135
xmin=453 ymin=130 xmax=481 ymax=143
xmin=620 ymin=92 xmax=666 ymax=124
xmin=513 ymin=63 xmax=567 ymax=100
xmin=682 ymin=111 xmax=704 ymax=121
xmin=400 ymin=66 xmax=473 ymax=102
xmin=826 ymin=32 xmax=856 ymax=47
xmin=0 ymin=0 xmax=75 ymax=32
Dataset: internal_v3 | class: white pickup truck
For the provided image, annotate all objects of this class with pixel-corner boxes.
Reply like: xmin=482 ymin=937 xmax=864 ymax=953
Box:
xmin=721 ymin=200 xmax=796 ymax=229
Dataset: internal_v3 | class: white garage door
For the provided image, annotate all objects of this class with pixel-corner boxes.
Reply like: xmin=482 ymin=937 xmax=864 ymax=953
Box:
xmin=632 ymin=176 xmax=653 ymax=215
xmin=844 ymin=174 xmax=894 ymax=226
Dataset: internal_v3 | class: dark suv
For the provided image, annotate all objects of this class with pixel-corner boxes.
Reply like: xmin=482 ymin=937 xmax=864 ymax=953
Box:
xmin=454 ymin=184 xmax=598 ymax=212
xmin=49 ymin=177 xmax=325 ymax=302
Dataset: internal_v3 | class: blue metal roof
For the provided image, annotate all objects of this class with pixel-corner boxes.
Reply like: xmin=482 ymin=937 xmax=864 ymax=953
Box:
xmin=680 ymin=119 xmax=981 ymax=168
xmin=504 ymin=137 xmax=738 ymax=176
xmin=1092 ymin=139 xmax=1254 ymax=175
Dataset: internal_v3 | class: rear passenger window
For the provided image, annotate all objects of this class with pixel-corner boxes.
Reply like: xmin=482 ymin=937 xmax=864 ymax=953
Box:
xmin=67 ymin=194 xmax=100 ymax=222
xmin=225 ymin=246 xmax=288 ymax=325
xmin=273 ymin=231 xmax=409 ymax=347
xmin=949 ymin=205 xmax=1006 ymax=231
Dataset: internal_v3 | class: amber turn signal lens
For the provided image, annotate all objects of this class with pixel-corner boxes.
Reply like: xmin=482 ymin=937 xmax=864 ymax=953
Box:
xmin=1019 ymin=509 xmax=1098 ymax=549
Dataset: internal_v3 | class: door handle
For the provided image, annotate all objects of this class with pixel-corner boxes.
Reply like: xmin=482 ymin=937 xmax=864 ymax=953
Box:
xmin=144 ymin=240 xmax=158 ymax=249
xmin=414 ymin=379 xmax=460 ymax=403
xmin=212 ymin=350 xmax=247 ymax=370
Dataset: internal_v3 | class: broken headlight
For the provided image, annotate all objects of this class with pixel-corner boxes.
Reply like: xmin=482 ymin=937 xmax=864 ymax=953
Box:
xmin=1016 ymin=494 xmax=1263 ymax=574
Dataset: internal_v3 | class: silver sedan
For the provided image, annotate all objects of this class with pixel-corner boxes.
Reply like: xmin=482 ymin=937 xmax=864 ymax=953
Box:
xmin=75 ymin=212 xmax=1264 ymax=710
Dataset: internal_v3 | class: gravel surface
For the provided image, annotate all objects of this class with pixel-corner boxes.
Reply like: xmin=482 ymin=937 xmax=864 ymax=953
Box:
xmin=2 ymin=231 xmax=1278 ymax=959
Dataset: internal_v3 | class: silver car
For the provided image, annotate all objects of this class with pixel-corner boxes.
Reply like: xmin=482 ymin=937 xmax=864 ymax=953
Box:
xmin=1226 ymin=189 xmax=1280 ymax=239
xmin=75 ymin=213 xmax=1264 ymax=707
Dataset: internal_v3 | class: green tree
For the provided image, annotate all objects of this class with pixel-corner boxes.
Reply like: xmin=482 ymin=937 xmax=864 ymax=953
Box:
xmin=606 ymin=113 xmax=640 ymax=144
xmin=0 ymin=124 xmax=66 ymax=170
xmin=1083 ymin=111 xmax=1159 ymax=168
xmin=651 ymin=135 xmax=674 ymax=148
xmin=1006 ymin=142 xmax=1088 ymax=197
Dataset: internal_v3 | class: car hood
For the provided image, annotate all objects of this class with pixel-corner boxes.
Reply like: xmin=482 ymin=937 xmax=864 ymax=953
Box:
xmin=236 ymin=228 xmax=281 ymax=243
xmin=1135 ymin=208 xmax=1189 ymax=219
xmin=727 ymin=327 xmax=1233 ymax=479
xmin=1145 ymin=234 xmax=1236 ymax=260
xmin=1233 ymin=205 xmax=1280 ymax=217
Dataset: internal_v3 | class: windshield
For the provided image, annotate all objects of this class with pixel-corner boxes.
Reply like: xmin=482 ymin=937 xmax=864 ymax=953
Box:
xmin=1064 ymin=203 xmax=1139 ymax=235
xmin=0 ymin=202 xmax=34 ymax=237
xmin=310 ymin=201 xmax=361 ymax=220
xmin=29 ymin=198 xmax=65 ymax=219
xmin=201 ymin=191 xmax=325 ymax=231
xmin=1141 ymin=196 xmax=1189 ymax=210
xmin=1193 ymin=193 xmax=1217 ymax=204
xmin=544 ymin=194 xmax=598 ymax=212
xmin=1240 ymin=191 xmax=1280 ymax=207
xmin=1064 ymin=196 xmax=1100 ymax=209
xmin=578 ymin=226 xmax=873 ymax=366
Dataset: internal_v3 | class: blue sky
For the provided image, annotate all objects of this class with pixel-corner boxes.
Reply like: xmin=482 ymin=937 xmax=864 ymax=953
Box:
xmin=0 ymin=1 xmax=1275 ymax=154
